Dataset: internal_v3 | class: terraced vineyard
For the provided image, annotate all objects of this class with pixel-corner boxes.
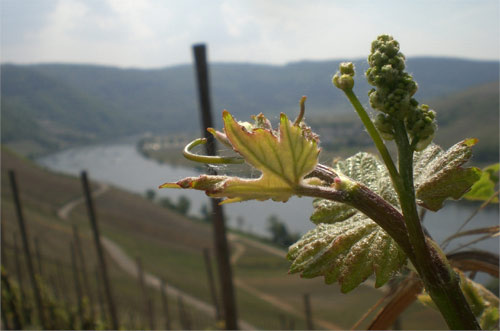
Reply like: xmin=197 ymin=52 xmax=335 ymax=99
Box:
xmin=1 ymin=147 xmax=447 ymax=329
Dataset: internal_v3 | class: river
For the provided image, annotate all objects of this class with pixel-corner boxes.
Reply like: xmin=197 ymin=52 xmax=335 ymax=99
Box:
xmin=37 ymin=138 xmax=499 ymax=256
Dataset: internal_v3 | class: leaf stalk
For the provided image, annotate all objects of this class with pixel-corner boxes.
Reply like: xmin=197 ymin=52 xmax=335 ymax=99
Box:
xmin=183 ymin=138 xmax=244 ymax=164
xmin=341 ymin=89 xmax=401 ymax=187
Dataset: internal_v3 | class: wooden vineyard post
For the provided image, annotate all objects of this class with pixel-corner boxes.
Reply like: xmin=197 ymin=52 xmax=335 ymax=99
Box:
xmin=70 ymin=242 xmax=85 ymax=326
xmin=73 ymin=225 xmax=96 ymax=321
xmin=303 ymin=293 xmax=314 ymax=330
xmin=177 ymin=295 xmax=192 ymax=330
xmin=193 ymin=43 xmax=239 ymax=330
xmin=1 ymin=226 xmax=6 ymax=268
xmin=279 ymin=314 xmax=287 ymax=329
xmin=1 ymin=268 xmax=23 ymax=329
xmin=95 ymin=267 xmax=107 ymax=323
xmin=130 ymin=310 xmax=137 ymax=330
xmin=160 ymin=278 xmax=171 ymax=330
xmin=203 ymin=248 xmax=221 ymax=321
xmin=136 ymin=256 xmax=155 ymax=330
xmin=80 ymin=171 xmax=119 ymax=329
xmin=49 ymin=275 xmax=61 ymax=301
xmin=13 ymin=234 xmax=29 ymax=320
xmin=8 ymin=170 xmax=47 ymax=328
xmin=278 ymin=314 xmax=295 ymax=330
xmin=127 ymin=309 xmax=137 ymax=330
xmin=56 ymin=261 xmax=71 ymax=304
xmin=33 ymin=237 xmax=43 ymax=277
xmin=148 ymin=298 xmax=156 ymax=330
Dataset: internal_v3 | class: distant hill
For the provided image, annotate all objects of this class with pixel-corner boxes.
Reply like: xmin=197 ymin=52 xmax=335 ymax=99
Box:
xmin=432 ymin=81 xmax=499 ymax=164
xmin=308 ymin=81 xmax=499 ymax=165
xmin=1 ymin=65 xmax=131 ymax=154
xmin=1 ymin=58 xmax=498 ymax=157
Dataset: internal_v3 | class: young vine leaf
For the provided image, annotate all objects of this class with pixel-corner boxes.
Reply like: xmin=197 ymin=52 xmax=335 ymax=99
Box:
xmin=288 ymin=216 xmax=407 ymax=293
xmin=463 ymin=163 xmax=499 ymax=202
xmin=310 ymin=152 xmax=399 ymax=225
xmin=289 ymin=152 xmax=406 ymax=293
xmin=159 ymin=111 xmax=320 ymax=204
xmin=289 ymin=140 xmax=482 ymax=292
xmin=414 ymin=139 xmax=482 ymax=211
xmin=161 ymin=111 xmax=481 ymax=295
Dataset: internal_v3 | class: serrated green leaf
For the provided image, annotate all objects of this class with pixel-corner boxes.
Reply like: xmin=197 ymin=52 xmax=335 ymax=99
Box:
xmin=485 ymin=163 xmax=500 ymax=184
xmin=464 ymin=163 xmax=499 ymax=202
xmin=287 ymin=217 xmax=407 ymax=293
xmin=414 ymin=140 xmax=482 ymax=211
xmin=305 ymin=152 xmax=405 ymax=291
xmin=416 ymin=167 xmax=482 ymax=211
xmin=223 ymin=111 xmax=319 ymax=187
xmin=335 ymin=152 xmax=400 ymax=206
xmin=160 ymin=111 xmax=320 ymax=204
xmin=310 ymin=199 xmax=357 ymax=224
xmin=418 ymin=271 xmax=499 ymax=330
xmin=310 ymin=152 xmax=399 ymax=225
xmin=481 ymin=306 xmax=500 ymax=331
xmin=302 ymin=142 xmax=480 ymax=291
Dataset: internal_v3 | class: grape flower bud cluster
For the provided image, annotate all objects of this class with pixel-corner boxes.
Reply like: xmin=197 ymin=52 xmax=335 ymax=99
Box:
xmin=366 ymin=35 xmax=437 ymax=151
xmin=332 ymin=62 xmax=355 ymax=90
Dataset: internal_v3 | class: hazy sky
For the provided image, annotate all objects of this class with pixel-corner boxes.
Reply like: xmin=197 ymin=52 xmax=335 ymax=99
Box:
xmin=1 ymin=0 xmax=499 ymax=68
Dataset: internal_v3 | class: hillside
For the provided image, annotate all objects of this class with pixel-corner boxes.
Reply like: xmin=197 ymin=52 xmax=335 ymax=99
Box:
xmin=1 ymin=66 xmax=132 ymax=155
xmin=1 ymin=147 xmax=447 ymax=329
xmin=305 ymin=81 xmax=499 ymax=165
xmin=432 ymin=81 xmax=499 ymax=164
xmin=2 ymin=57 xmax=498 ymax=157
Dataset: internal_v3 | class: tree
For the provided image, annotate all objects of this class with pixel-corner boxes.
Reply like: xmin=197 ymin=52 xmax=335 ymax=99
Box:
xmin=267 ymin=215 xmax=299 ymax=247
xmin=176 ymin=196 xmax=190 ymax=215
xmin=145 ymin=189 xmax=156 ymax=201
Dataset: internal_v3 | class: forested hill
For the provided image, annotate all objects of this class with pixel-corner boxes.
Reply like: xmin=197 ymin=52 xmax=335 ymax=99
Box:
xmin=308 ymin=81 xmax=499 ymax=165
xmin=1 ymin=58 xmax=498 ymax=156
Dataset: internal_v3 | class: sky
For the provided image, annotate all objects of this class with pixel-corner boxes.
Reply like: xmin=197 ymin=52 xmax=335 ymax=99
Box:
xmin=1 ymin=0 xmax=499 ymax=68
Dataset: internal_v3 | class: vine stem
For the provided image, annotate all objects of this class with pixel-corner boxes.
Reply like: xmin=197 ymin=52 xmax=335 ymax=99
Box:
xmin=342 ymin=89 xmax=401 ymax=187
xmin=296 ymin=181 xmax=414 ymax=261
xmin=342 ymin=88 xmax=480 ymax=329
xmin=392 ymin=120 xmax=480 ymax=330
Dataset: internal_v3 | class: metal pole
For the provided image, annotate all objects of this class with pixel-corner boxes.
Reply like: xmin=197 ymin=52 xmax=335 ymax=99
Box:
xmin=81 ymin=171 xmax=119 ymax=329
xmin=192 ymin=43 xmax=239 ymax=330
xmin=8 ymin=170 xmax=47 ymax=328
xmin=203 ymin=248 xmax=221 ymax=321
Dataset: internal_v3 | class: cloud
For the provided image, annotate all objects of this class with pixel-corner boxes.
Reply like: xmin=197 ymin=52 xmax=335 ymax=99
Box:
xmin=1 ymin=0 xmax=498 ymax=68
xmin=213 ymin=1 xmax=372 ymax=64
xmin=220 ymin=2 xmax=255 ymax=38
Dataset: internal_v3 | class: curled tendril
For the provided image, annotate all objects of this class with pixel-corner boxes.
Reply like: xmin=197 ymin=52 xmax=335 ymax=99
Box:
xmin=293 ymin=96 xmax=307 ymax=126
xmin=183 ymin=138 xmax=244 ymax=164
